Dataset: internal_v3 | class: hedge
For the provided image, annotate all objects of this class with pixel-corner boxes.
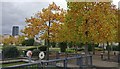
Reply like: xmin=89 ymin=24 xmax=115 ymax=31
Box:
xmin=2 ymin=46 xmax=20 ymax=59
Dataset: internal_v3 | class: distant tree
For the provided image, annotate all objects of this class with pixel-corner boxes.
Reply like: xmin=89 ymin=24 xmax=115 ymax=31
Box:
xmin=22 ymin=38 xmax=34 ymax=46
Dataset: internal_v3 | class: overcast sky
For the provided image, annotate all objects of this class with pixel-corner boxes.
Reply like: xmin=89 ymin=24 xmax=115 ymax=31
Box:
xmin=0 ymin=0 xmax=120 ymax=35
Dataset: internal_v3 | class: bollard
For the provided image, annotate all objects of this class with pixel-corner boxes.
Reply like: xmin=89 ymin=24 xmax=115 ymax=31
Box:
xmin=100 ymin=53 xmax=103 ymax=60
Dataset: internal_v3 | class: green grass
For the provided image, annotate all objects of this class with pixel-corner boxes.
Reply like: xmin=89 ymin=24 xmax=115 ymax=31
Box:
xmin=2 ymin=61 xmax=27 ymax=68
xmin=0 ymin=46 xmax=2 ymax=50
xmin=17 ymin=46 xmax=38 ymax=51
xmin=49 ymin=48 xmax=60 ymax=52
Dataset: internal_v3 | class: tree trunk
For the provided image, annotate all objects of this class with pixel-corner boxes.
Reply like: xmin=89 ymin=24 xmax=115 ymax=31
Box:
xmin=103 ymin=43 xmax=105 ymax=53
xmin=118 ymin=42 xmax=120 ymax=63
xmin=107 ymin=42 xmax=110 ymax=60
xmin=75 ymin=44 xmax=78 ymax=54
xmin=84 ymin=43 xmax=89 ymax=66
xmin=92 ymin=43 xmax=95 ymax=55
xmin=85 ymin=43 xmax=89 ymax=55
xmin=118 ymin=42 xmax=120 ymax=55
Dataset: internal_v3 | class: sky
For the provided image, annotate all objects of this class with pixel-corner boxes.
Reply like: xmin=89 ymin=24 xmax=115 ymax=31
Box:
xmin=0 ymin=0 xmax=120 ymax=35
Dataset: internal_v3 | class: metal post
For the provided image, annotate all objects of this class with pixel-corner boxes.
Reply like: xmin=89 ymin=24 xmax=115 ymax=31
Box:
xmin=28 ymin=56 xmax=32 ymax=63
xmin=64 ymin=58 xmax=67 ymax=69
xmin=76 ymin=56 xmax=81 ymax=65
xmin=79 ymin=56 xmax=83 ymax=69
xmin=90 ymin=55 xmax=92 ymax=66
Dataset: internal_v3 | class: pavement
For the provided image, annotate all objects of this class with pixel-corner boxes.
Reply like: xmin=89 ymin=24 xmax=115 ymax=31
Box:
xmin=92 ymin=55 xmax=120 ymax=68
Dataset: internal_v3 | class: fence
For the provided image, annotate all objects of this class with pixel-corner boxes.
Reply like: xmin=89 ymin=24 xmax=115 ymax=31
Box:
xmin=2 ymin=54 xmax=92 ymax=69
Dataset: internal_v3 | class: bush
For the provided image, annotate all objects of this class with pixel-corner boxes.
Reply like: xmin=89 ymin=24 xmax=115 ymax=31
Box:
xmin=94 ymin=44 xmax=99 ymax=47
xmin=88 ymin=44 xmax=92 ymax=51
xmin=22 ymin=38 xmax=34 ymax=46
xmin=58 ymin=42 xmax=67 ymax=52
xmin=38 ymin=46 xmax=47 ymax=51
xmin=19 ymin=50 xmax=25 ymax=57
xmin=113 ymin=46 xmax=119 ymax=51
xmin=2 ymin=46 xmax=20 ymax=59
xmin=32 ymin=49 xmax=40 ymax=57
xmin=50 ymin=42 xmax=56 ymax=48
xmin=67 ymin=42 xmax=73 ymax=48
xmin=24 ymin=47 xmax=37 ymax=56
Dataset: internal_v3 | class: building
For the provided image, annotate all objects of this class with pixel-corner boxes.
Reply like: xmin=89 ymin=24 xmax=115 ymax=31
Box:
xmin=12 ymin=26 xmax=19 ymax=36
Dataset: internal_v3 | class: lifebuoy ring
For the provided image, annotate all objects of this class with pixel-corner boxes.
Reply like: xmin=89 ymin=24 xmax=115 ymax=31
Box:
xmin=26 ymin=50 xmax=32 ymax=57
xmin=39 ymin=52 xmax=45 ymax=59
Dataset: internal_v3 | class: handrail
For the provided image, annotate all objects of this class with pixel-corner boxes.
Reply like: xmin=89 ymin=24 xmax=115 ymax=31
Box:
xmin=2 ymin=55 xmax=92 ymax=69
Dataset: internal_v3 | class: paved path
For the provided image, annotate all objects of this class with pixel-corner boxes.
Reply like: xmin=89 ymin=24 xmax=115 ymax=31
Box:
xmin=92 ymin=55 xmax=119 ymax=68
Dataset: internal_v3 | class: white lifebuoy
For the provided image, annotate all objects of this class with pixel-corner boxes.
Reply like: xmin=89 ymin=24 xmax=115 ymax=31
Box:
xmin=26 ymin=50 xmax=32 ymax=57
xmin=39 ymin=52 xmax=45 ymax=59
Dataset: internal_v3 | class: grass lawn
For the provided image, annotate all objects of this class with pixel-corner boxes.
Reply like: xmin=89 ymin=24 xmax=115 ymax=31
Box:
xmin=17 ymin=46 xmax=38 ymax=51
xmin=17 ymin=46 xmax=60 ymax=52
xmin=0 ymin=46 xmax=2 ymax=50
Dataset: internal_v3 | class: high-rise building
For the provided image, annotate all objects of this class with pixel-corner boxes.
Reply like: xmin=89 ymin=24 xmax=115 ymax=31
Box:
xmin=12 ymin=26 xmax=19 ymax=36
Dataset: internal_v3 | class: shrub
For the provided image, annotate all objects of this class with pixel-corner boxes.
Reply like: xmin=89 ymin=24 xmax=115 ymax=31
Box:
xmin=2 ymin=46 xmax=20 ymax=59
xmin=113 ymin=46 xmax=119 ymax=51
xmin=67 ymin=42 xmax=73 ymax=48
xmin=88 ymin=44 xmax=92 ymax=51
xmin=50 ymin=42 xmax=56 ymax=48
xmin=94 ymin=44 xmax=99 ymax=47
xmin=19 ymin=50 xmax=25 ymax=57
xmin=58 ymin=42 xmax=67 ymax=52
xmin=22 ymin=38 xmax=34 ymax=46
xmin=32 ymin=49 xmax=40 ymax=57
xmin=24 ymin=47 xmax=37 ymax=56
xmin=106 ymin=45 xmax=112 ymax=51
xmin=38 ymin=46 xmax=47 ymax=51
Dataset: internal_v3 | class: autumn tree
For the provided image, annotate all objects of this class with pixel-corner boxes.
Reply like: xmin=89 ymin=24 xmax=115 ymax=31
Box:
xmin=3 ymin=36 xmax=15 ymax=45
xmin=66 ymin=1 xmax=118 ymax=61
xmin=22 ymin=2 xmax=66 ymax=41
xmin=2 ymin=35 xmax=25 ymax=46
xmin=22 ymin=2 xmax=66 ymax=59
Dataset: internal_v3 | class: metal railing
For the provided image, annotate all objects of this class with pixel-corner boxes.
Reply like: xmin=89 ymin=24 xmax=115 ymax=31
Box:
xmin=2 ymin=55 xmax=92 ymax=69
